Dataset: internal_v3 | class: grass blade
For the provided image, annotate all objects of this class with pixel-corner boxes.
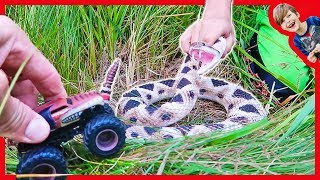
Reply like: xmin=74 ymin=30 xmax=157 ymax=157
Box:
xmin=276 ymin=94 xmax=315 ymax=144
xmin=0 ymin=54 xmax=32 ymax=114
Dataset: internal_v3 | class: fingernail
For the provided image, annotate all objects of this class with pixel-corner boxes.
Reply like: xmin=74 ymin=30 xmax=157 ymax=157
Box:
xmin=25 ymin=117 xmax=50 ymax=143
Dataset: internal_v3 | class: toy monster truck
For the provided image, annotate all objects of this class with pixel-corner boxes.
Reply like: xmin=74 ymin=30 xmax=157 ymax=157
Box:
xmin=15 ymin=91 xmax=126 ymax=179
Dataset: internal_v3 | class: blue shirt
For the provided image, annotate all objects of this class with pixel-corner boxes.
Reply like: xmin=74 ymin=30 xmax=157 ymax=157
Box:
xmin=293 ymin=16 xmax=320 ymax=56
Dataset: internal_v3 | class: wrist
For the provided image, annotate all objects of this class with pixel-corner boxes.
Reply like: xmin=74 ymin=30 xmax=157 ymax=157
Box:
xmin=202 ymin=0 xmax=232 ymax=20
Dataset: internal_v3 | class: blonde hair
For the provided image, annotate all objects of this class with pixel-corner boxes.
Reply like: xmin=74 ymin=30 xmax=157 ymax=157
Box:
xmin=273 ymin=3 xmax=298 ymax=26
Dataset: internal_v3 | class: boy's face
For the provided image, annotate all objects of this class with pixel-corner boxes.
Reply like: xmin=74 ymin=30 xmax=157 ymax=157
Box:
xmin=280 ymin=10 xmax=301 ymax=32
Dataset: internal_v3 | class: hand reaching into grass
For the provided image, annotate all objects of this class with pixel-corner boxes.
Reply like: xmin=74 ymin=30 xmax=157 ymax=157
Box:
xmin=179 ymin=0 xmax=235 ymax=57
xmin=0 ymin=15 xmax=67 ymax=143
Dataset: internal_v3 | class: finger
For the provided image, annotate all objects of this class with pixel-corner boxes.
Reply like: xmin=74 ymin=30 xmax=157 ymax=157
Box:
xmin=0 ymin=70 xmax=50 ymax=143
xmin=190 ymin=21 xmax=201 ymax=44
xmin=179 ymin=31 xmax=192 ymax=54
xmin=222 ymin=33 xmax=236 ymax=57
xmin=309 ymin=57 xmax=316 ymax=63
xmin=11 ymin=79 xmax=39 ymax=109
xmin=20 ymin=50 xmax=67 ymax=101
xmin=1 ymin=18 xmax=67 ymax=101
xmin=200 ymin=26 xmax=225 ymax=47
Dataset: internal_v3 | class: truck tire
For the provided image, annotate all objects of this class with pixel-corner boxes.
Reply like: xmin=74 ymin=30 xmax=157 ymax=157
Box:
xmin=83 ymin=113 xmax=126 ymax=158
xmin=16 ymin=146 xmax=67 ymax=180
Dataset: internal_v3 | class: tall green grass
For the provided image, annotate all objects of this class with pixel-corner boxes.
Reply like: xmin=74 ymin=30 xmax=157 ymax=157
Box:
xmin=5 ymin=5 xmax=315 ymax=175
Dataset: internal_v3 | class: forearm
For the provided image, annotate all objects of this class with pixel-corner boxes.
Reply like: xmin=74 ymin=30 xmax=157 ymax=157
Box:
xmin=202 ymin=0 xmax=232 ymax=20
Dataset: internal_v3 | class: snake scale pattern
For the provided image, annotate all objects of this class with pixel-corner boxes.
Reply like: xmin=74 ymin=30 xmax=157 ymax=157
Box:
xmin=102 ymin=46 xmax=267 ymax=141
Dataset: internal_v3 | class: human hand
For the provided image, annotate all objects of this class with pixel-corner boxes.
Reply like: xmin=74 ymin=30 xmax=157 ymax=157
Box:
xmin=179 ymin=0 xmax=235 ymax=57
xmin=0 ymin=15 xmax=67 ymax=143
xmin=180 ymin=18 xmax=235 ymax=57
xmin=307 ymin=52 xmax=317 ymax=63
xmin=307 ymin=44 xmax=320 ymax=63
xmin=314 ymin=44 xmax=320 ymax=59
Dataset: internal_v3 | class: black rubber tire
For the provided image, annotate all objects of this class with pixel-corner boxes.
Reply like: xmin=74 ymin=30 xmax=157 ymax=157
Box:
xmin=16 ymin=146 xmax=67 ymax=180
xmin=83 ymin=113 xmax=126 ymax=158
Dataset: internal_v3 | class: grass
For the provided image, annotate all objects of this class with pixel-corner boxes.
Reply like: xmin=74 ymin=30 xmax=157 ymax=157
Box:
xmin=4 ymin=5 xmax=315 ymax=175
xmin=0 ymin=55 xmax=31 ymax=115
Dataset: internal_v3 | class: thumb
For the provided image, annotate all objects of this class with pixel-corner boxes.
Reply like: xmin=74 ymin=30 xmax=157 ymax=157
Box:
xmin=222 ymin=34 xmax=236 ymax=58
xmin=0 ymin=70 xmax=50 ymax=143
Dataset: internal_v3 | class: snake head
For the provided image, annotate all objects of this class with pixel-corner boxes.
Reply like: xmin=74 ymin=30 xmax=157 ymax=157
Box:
xmin=189 ymin=37 xmax=226 ymax=75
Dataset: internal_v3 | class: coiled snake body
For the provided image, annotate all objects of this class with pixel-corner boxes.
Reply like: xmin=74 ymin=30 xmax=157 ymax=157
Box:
xmin=103 ymin=42 xmax=267 ymax=140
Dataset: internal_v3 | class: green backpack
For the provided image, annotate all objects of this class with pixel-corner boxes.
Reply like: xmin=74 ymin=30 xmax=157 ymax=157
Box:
xmin=249 ymin=10 xmax=311 ymax=97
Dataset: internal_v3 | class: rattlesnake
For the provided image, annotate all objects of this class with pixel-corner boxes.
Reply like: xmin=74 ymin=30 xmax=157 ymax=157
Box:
xmin=102 ymin=38 xmax=267 ymax=140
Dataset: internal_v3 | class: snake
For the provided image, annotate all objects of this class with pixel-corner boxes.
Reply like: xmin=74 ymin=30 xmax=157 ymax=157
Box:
xmin=102 ymin=38 xmax=267 ymax=140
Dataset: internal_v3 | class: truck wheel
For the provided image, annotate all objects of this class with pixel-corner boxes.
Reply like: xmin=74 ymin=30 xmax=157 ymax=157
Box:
xmin=83 ymin=114 xmax=126 ymax=158
xmin=16 ymin=146 xmax=67 ymax=180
